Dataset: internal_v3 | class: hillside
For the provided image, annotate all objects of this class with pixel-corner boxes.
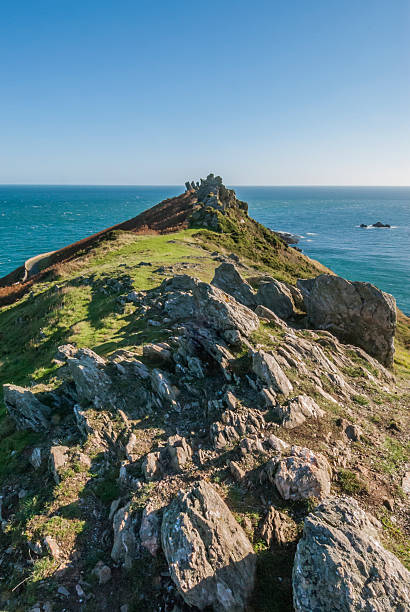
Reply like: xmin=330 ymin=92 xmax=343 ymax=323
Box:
xmin=0 ymin=175 xmax=409 ymax=612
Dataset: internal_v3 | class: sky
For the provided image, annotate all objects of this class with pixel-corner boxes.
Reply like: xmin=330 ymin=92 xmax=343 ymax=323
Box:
xmin=0 ymin=0 xmax=409 ymax=185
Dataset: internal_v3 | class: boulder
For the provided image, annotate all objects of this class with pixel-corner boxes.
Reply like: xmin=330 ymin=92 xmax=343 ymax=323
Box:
xmin=139 ymin=502 xmax=160 ymax=557
xmin=256 ymin=279 xmax=295 ymax=319
xmin=260 ymin=506 xmax=297 ymax=546
xmin=3 ymin=384 xmax=50 ymax=431
xmin=66 ymin=347 xmax=112 ymax=408
xmin=111 ymin=503 xmax=138 ymax=568
xmin=211 ymin=263 xmax=257 ymax=308
xmin=251 ymin=350 xmax=293 ymax=396
xmin=161 ymin=480 xmax=256 ymax=611
xmin=297 ymin=274 xmax=396 ymax=367
xmin=277 ymin=395 xmax=325 ymax=429
xmin=255 ymin=305 xmax=288 ymax=328
xmin=275 ymin=446 xmax=331 ymax=501
xmin=293 ymin=496 xmax=410 ymax=611
xmin=49 ymin=445 xmax=69 ymax=484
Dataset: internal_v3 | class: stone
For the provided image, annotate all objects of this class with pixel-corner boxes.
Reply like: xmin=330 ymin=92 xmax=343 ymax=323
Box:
xmin=143 ymin=342 xmax=172 ymax=364
xmin=275 ymin=446 xmax=331 ymax=501
xmin=277 ymin=395 xmax=325 ymax=429
xmin=161 ymin=480 xmax=256 ymax=611
xmin=30 ymin=447 xmax=42 ymax=469
xmin=44 ymin=536 xmax=61 ymax=559
xmin=139 ymin=502 xmax=160 ymax=557
xmin=92 ymin=561 xmax=112 ymax=585
xmin=297 ymin=274 xmax=396 ymax=367
xmin=293 ymin=496 xmax=410 ymax=611
xmin=230 ymin=461 xmax=246 ymax=481
xmin=254 ymin=305 xmax=288 ymax=328
xmin=125 ymin=433 xmax=137 ymax=459
xmin=111 ymin=503 xmax=138 ymax=568
xmin=49 ymin=446 xmax=69 ymax=484
xmin=3 ymin=384 xmax=50 ymax=431
xmin=142 ymin=452 xmax=162 ymax=481
xmin=345 ymin=423 xmax=362 ymax=441
xmin=267 ymin=434 xmax=289 ymax=453
xmin=260 ymin=506 xmax=297 ymax=546
xmin=65 ymin=347 xmax=112 ymax=408
xmin=211 ymin=263 xmax=257 ymax=308
xmin=256 ymin=279 xmax=295 ymax=319
xmin=57 ymin=586 xmax=70 ymax=597
xmin=251 ymin=350 xmax=293 ymax=396
xmin=402 ymin=471 xmax=410 ymax=495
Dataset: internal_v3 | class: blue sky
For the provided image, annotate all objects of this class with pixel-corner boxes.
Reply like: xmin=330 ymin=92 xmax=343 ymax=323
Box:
xmin=0 ymin=0 xmax=409 ymax=185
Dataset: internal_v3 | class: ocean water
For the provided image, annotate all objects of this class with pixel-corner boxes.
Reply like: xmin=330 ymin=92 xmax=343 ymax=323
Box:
xmin=0 ymin=185 xmax=409 ymax=313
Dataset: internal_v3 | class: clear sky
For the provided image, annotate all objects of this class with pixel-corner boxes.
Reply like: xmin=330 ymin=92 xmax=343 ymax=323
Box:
xmin=1 ymin=0 xmax=409 ymax=185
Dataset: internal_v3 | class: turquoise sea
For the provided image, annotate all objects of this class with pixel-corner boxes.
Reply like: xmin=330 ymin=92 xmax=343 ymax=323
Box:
xmin=0 ymin=185 xmax=409 ymax=314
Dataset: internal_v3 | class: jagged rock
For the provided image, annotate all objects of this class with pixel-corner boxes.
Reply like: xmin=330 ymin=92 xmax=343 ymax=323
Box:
xmin=297 ymin=274 xmax=396 ymax=367
xmin=277 ymin=395 xmax=325 ymax=429
xmin=30 ymin=448 xmax=42 ymax=469
xmin=255 ymin=305 xmax=288 ymax=328
xmin=111 ymin=503 xmax=138 ymax=568
xmin=143 ymin=343 xmax=172 ymax=364
xmin=139 ymin=502 xmax=160 ymax=557
xmin=211 ymin=263 xmax=257 ymax=308
xmin=43 ymin=536 xmax=61 ymax=559
xmin=251 ymin=350 xmax=293 ymax=396
xmin=230 ymin=461 xmax=246 ymax=481
xmin=150 ymin=368 xmax=178 ymax=408
xmin=167 ymin=435 xmax=193 ymax=472
xmin=49 ymin=446 xmax=69 ymax=484
xmin=73 ymin=404 xmax=95 ymax=438
xmin=256 ymin=279 xmax=295 ymax=319
xmin=65 ymin=347 xmax=112 ymax=408
xmin=293 ymin=496 xmax=410 ymax=611
xmin=161 ymin=481 xmax=256 ymax=611
xmin=142 ymin=452 xmax=162 ymax=481
xmin=267 ymin=434 xmax=290 ymax=453
xmin=260 ymin=506 xmax=297 ymax=546
xmin=3 ymin=384 xmax=50 ymax=431
xmin=160 ymin=276 xmax=259 ymax=339
xmin=275 ymin=446 xmax=331 ymax=501
xmin=211 ymin=409 xmax=265 ymax=450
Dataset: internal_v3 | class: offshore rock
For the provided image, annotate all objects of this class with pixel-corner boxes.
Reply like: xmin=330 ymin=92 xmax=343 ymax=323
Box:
xmin=297 ymin=274 xmax=396 ymax=367
xmin=275 ymin=446 xmax=331 ymax=501
xmin=293 ymin=496 xmax=410 ymax=611
xmin=161 ymin=480 xmax=256 ymax=611
xmin=3 ymin=384 xmax=50 ymax=431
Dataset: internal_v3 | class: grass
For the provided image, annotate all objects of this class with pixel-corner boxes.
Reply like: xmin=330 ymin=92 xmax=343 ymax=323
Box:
xmin=338 ymin=469 xmax=367 ymax=495
xmin=380 ymin=436 xmax=410 ymax=474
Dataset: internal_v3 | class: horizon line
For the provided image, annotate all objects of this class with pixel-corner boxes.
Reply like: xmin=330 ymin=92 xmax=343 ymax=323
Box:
xmin=1 ymin=183 xmax=410 ymax=188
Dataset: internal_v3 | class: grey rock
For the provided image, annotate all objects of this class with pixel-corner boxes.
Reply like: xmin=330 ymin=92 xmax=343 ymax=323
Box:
xmin=211 ymin=263 xmax=257 ymax=308
xmin=143 ymin=342 xmax=172 ymax=364
xmin=111 ymin=503 xmax=138 ymax=568
xmin=161 ymin=481 xmax=256 ymax=611
xmin=66 ymin=347 xmax=112 ymax=408
xmin=251 ymin=350 xmax=293 ymax=396
xmin=3 ymin=384 xmax=50 ymax=431
xmin=43 ymin=535 xmax=61 ymax=559
xmin=139 ymin=502 xmax=161 ymax=557
xmin=293 ymin=496 xmax=410 ymax=611
xmin=92 ymin=561 xmax=112 ymax=584
xmin=277 ymin=395 xmax=325 ymax=429
xmin=275 ymin=446 xmax=331 ymax=501
xmin=255 ymin=305 xmax=288 ymax=328
xmin=297 ymin=274 xmax=396 ymax=367
xmin=30 ymin=447 xmax=42 ymax=469
xmin=49 ymin=446 xmax=69 ymax=484
xmin=256 ymin=279 xmax=295 ymax=319
xmin=261 ymin=506 xmax=297 ymax=546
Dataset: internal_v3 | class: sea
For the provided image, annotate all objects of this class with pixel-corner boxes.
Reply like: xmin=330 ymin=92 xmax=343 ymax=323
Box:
xmin=0 ymin=185 xmax=409 ymax=314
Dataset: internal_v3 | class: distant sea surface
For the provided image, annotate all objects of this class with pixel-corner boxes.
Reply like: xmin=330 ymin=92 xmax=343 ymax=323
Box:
xmin=0 ymin=185 xmax=409 ymax=313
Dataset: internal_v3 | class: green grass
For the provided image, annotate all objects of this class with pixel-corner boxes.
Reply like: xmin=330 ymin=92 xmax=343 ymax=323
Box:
xmin=380 ymin=436 xmax=410 ymax=474
xmin=338 ymin=469 xmax=367 ymax=494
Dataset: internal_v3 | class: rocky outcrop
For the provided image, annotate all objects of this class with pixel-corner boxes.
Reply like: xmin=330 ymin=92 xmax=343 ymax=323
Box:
xmin=260 ymin=506 xmax=297 ymax=546
xmin=256 ymin=279 xmax=295 ymax=320
xmin=211 ymin=263 xmax=257 ymax=308
xmin=161 ymin=481 xmax=256 ymax=611
xmin=111 ymin=503 xmax=138 ymax=569
xmin=276 ymin=395 xmax=325 ymax=429
xmin=3 ymin=384 xmax=50 ymax=431
xmin=275 ymin=446 xmax=331 ymax=501
xmin=251 ymin=350 xmax=293 ymax=396
xmin=293 ymin=496 xmax=410 ymax=611
xmin=297 ymin=274 xmax=396 ymax=367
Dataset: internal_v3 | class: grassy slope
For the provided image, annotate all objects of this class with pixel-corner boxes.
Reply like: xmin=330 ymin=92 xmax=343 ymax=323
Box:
xmin=0 ymin=227 xmax=409 ymax=610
